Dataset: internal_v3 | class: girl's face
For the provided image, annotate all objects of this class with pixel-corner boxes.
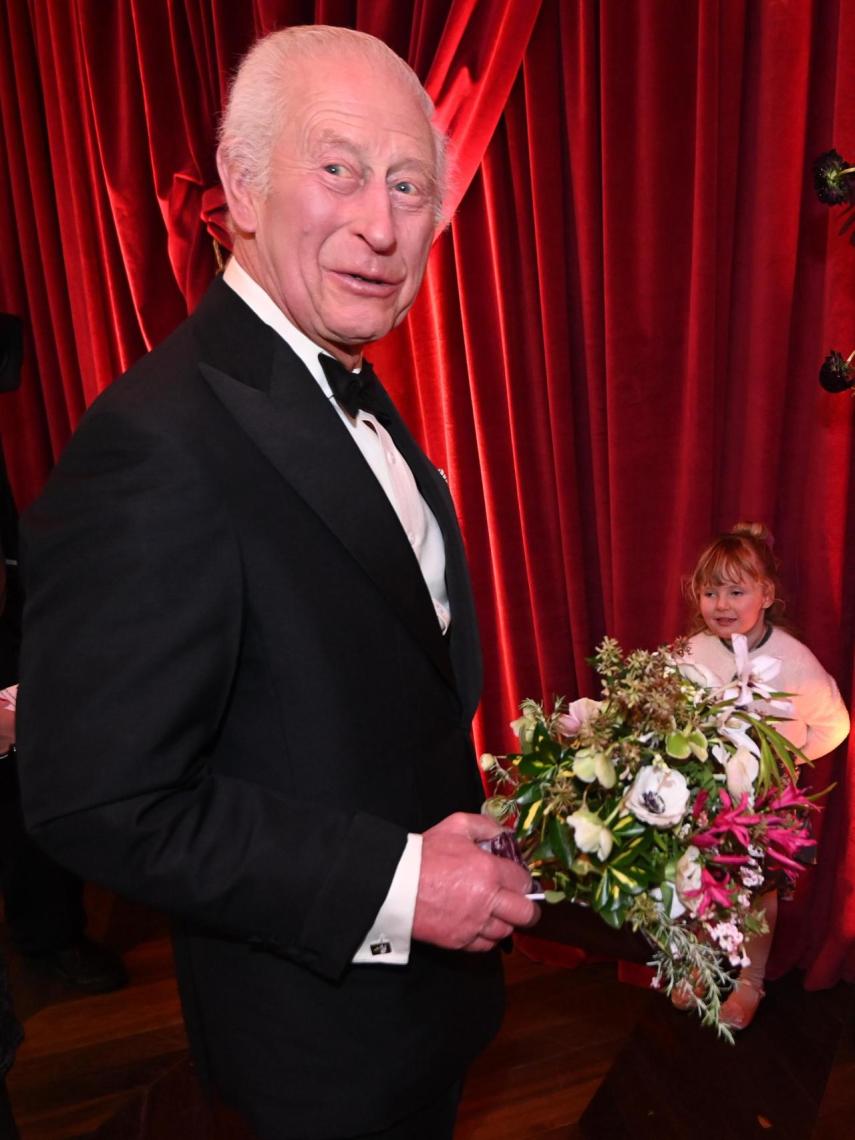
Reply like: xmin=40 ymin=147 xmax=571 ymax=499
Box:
xmin=698 ymin=575 xmax=773 ymax=648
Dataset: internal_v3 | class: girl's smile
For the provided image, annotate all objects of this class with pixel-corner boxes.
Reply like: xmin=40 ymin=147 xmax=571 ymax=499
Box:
xmin=699 ymin=577 xmax=773 ymax=649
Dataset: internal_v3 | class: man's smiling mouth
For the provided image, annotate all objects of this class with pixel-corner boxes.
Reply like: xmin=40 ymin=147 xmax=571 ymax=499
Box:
xmin=334 ymin=270 xmax=400 ymax=294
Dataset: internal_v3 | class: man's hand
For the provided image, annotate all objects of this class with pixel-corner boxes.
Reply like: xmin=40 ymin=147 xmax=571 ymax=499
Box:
xmin=0 ymin=706 xmax=14 ymax=757
xmin=412 ymin=812 xmax=540 ymax=952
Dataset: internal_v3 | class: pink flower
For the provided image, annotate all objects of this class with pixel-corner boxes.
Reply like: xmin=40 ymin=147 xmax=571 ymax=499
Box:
xmin=762 ymin=822 xmax=815 ymax=872
xmin=555 ymin=697 xmax=603 ymax=738
xmin=757 ymin=780 xmax=815 ymax=815
xmin=684 ymin=866 xmax=736 ymax=917
xmin=706 ymin=920 xmax=749 ymax=968
xmin=692 ymin=792 xmax=760 ymax=850
xmin=692 ymin=789 xmax=709 ymax=819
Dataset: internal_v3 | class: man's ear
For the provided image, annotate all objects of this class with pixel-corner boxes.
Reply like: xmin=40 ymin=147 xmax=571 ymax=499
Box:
xmin=216 ymin=146 xmax=259 ymax=235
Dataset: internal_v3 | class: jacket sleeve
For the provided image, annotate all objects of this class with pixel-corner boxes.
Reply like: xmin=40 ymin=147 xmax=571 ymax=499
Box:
xmin=791 ymin=654 xmax=851 ymax=762
xmin=17 ymin=398 xmax=406 ymax=981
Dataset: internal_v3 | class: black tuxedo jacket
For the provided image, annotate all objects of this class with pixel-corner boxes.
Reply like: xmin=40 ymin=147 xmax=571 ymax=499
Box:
xmin=17 ymin=279 xmax=503 ymax=1137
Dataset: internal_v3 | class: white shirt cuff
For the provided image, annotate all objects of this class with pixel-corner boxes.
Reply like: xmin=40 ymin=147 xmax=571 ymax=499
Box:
xmin=351 ymin=832 xmax=422 ymax=965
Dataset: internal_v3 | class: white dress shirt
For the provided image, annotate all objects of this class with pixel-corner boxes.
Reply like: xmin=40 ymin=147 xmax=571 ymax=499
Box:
xmin=223 ymin=257 xmax=448 ymax=964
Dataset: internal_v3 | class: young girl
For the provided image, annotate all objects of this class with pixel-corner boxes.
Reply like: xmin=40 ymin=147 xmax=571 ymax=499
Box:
xmin=674 ymin=522 xmax=850 ymax=1029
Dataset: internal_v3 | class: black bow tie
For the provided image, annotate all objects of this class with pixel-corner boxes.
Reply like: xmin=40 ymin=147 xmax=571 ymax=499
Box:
xmin=319 ymin=353 xmax=376 ymax=418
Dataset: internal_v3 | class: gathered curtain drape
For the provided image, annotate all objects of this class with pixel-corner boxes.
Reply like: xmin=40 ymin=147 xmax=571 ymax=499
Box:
xmin=0 ymin=0 xmax=853 ymax=988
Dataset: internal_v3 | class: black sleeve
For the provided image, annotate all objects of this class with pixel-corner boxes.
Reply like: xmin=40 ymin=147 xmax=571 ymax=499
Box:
xmin=16 ymin=400 xmax=406 ymax=981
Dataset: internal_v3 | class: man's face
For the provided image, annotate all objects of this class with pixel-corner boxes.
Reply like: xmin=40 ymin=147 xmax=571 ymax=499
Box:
xmin=236 ymin=55 xmax=439 ymax=363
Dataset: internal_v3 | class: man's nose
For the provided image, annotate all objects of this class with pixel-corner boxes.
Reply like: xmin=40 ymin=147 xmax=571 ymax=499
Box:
xmin=355 ymin=179 xmax=396 ymax=251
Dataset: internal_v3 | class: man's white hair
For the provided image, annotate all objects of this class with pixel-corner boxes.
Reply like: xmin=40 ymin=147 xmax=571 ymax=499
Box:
xmin=218 ymin=25 xmax=449 ymax=221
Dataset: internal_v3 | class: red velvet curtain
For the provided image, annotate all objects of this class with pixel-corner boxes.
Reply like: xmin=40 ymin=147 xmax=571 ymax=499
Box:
xmin=0 ymin=0 xmax=853 ymax=988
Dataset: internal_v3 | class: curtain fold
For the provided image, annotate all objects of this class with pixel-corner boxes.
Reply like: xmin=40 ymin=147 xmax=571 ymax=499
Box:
xmin=0 ymin=0 xmax=852 ymax=987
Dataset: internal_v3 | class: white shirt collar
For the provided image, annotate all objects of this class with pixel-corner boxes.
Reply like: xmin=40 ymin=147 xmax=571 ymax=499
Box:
xmin=222 ymin=257 xmax=357 ymax=396
xmin=219 ymin=258 xmax=450 ymax=631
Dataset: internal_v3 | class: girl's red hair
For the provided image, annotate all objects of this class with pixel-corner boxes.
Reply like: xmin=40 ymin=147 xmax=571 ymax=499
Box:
xmin=685 ymin=522 xmax=788 ymax=633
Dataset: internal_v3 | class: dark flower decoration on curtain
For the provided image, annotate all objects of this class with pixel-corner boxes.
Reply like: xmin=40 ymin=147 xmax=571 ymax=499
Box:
xmin=813 ymin=148 xmax=855 ymax=245
xmin=819 ymin=350 xmax=855 ymax=394
xmin=813 ymin=150 xmax=855 ymax=395
xmin=813 ymin=149 xmax=855 ymax=205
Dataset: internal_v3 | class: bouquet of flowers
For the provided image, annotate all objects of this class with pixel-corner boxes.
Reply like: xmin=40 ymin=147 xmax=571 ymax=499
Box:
xmin=481 ymin=635 xmax=820 ymax=1040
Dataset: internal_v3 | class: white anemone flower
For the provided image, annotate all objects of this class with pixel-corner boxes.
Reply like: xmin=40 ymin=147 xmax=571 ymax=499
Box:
xmin=624 ymin=763 xmax=690 ymax=828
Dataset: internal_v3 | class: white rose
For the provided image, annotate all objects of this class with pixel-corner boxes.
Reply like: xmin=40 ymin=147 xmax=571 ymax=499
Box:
xmin=625 ymin=763 xmax=690 ymax=828
xmin=567 ymin=808 xmax=614 ymax=861
xmin=724 ymin=746 xmax=759 ymax=802
xmin=675 ymin=844 xmax=703 ymax=913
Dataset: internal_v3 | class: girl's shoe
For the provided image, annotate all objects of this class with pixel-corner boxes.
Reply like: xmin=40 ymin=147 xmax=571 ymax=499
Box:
xmin=719 ymin=977 xmax=765 ymax=1030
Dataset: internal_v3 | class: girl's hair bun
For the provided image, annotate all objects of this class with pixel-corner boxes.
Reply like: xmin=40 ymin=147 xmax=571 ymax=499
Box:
xmin=732 ymin=520 xmax=774 ymax=548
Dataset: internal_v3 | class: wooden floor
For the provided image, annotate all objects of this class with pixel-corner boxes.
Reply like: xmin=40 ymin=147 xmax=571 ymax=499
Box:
xmin=3 ymin=888 xmax=854 ymax=1139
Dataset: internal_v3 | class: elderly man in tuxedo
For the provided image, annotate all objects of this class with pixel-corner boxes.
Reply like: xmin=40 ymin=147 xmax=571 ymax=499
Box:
xmin=17 ymin=24 xmax=538 ymax=1140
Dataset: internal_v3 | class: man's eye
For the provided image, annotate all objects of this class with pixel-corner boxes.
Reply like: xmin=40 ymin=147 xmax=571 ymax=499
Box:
xmin=393 ymin=180 xmax=416 ymax=194
xmin=324 ymin=164 xmax=345 ymax=176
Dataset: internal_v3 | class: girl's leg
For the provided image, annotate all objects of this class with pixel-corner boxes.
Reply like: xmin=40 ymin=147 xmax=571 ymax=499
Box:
xmin=719 ymin=890 xmax=778 ymax=1030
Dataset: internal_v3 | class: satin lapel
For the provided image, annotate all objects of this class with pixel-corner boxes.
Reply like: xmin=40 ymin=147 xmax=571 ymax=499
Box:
xmin=198 ymin=342 xmax=455 ymax=693
xmin=361 ymin=381 xmax=483 ymax=720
